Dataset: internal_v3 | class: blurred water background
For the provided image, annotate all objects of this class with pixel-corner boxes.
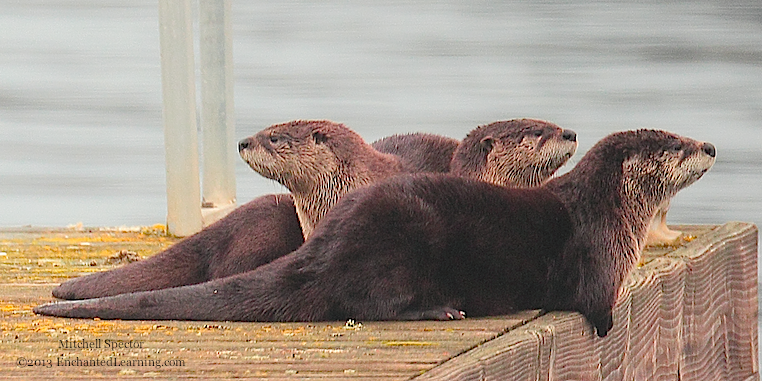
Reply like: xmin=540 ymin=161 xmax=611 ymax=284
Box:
xmin=1 ymin=0 xmax=760 ymax=229
xmin=0 ymin=0 xmax=761 ymax=360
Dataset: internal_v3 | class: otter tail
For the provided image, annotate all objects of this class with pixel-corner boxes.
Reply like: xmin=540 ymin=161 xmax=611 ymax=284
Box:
xmin=35 ymin=252 xmax=329 ymax=321
xmin=52 ymin=194 xmax=303 ymax=300
xmin=52 ymin=239 xmax=208 ymax=300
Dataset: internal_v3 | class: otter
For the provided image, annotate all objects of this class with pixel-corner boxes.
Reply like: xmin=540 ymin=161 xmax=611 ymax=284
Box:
xmin=451 ymin=121 xmax=577 ymax=187
xmin=240 ymin=119 xmax=578 ymax=238
xmin=644 ymin=201 xmax=682 ymax=246
xmin=371 ymin=132 xmax=460 ymax=173
xmin=237 ymin=120 xmax=405 ymax=239
xmin=642 ymin=147 xmax=717 ymax=248
xmin=34 ymin=130 xmax=715 ymax=338
xmin=51 ymin=119 xmax=577 ymax=300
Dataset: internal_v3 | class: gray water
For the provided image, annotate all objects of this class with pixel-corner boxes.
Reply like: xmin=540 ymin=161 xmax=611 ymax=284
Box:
xmin=1 ymin=0 xmax=761 ymax=355
xmin=2 ymin=0 xmax=761 ymax=229
xmin=1 ymin=0 xmax=760 ymax=229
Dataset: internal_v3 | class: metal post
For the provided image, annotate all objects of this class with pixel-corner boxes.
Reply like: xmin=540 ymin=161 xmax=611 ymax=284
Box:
xmin=199 ymin=0 xmax=237 ymax=225
xmin=158 ymin=0 xmax=202 ymax=237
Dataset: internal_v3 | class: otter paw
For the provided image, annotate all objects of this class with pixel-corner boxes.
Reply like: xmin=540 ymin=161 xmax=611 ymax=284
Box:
xmin=51 ymin=285 xmax=75 ymax=300
xmin=593 ymin=313 xmax=614 ymax=337
xmin=33 ymin=301 xmax=96 ymax=318
xmin=398 ymin=307 xmax=466 ymax=321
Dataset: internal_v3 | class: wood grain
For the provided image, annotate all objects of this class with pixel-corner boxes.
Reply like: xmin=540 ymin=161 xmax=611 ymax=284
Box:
xmin=0 ymin=224 xmax=757 ymax=380
xmin=417 ymin=223 xmax=759 ymax=381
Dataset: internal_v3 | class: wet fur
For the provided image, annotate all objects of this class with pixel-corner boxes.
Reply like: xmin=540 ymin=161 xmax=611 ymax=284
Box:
xmin=645 ymin=200 xmax=682 ymax=246
xmin=451 ymin=119 xmax=577 ymax=187
xmin=371 ymin=132 xmax=460 ymax=173
xmin=52 ymin=194 xmax=304 ymax=299
xmin=541 ymin=130 xmax=715 ymax=333
xmin=239 ymin=120 xmax=405 ymax=238
xmin=36 ymin=130 xmax=714 ymax=338
xmin=52 ymin=119 xmax=575 ymax=301
xmin=242 ymin=119 xmax=577 ymax=237
xmin=37 ymin=176 xmax=573 ymax=321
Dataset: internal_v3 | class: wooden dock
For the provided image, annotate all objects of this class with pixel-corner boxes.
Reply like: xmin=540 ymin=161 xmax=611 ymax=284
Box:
xmin=0 ymin=223 xmax=757 ymax=380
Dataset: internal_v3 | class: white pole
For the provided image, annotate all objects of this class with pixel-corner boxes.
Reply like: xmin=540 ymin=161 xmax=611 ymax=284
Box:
xmin=159 ymin=0 xmax=202 ymax=237
xmin=199 ymin=0 xmax=237 ymax=225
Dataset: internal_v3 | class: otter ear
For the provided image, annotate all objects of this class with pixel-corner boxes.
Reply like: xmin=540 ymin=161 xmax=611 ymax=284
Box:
xmin=312 ymin=131 xmax=328 ymax=144
xmin=480 ymin=136 xmax=494 ymax=152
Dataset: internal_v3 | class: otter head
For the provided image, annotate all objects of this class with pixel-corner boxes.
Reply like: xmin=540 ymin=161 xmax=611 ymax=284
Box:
xmin=563 ymin=129 xmax=716 ymax=225
xmin=238 ymin=120 xmax=402 ymax=238
xmin=558 ymin=129 xmax=716 ymax=261
xmin=451 ymin=118 xmax=578 ymax=187
xmin=544 ymin=130 xmax=715 ymax=338
xmin=617 ymin=130 xmax=716 ymax=210
xmin=238 ymin=120 xmax=360 ymax=193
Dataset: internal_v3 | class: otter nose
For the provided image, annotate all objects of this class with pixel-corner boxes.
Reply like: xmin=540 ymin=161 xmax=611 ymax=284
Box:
xmin=238 ymin=138 xmax=253 ymax=152
xmin=562 ymin=129 xmax=577 ymax=142
xmin=701 ymin=142 xmax=716 ymax=157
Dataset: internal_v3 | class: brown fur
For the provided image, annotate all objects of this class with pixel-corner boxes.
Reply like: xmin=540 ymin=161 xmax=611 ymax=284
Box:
xmin=241 ymin=119 xmax=578 ymax=237
xmin=451 ymin=119 xmax=578 ymax=187
xmin=644 ymin=200 xmax=682 ymax=246
xmin=52 ymin=194 xmax=304 ymax=299
xmin=371 ymin=132 xmax=459 ymax=173
xmin=52 ymin=119 xmax=576 ymax=300
xmin=543 ymin=130 xmax=716 ymax=334
xmin=239 ymin=120 xmax=404 ymax=238
xmin=35 ymin=130 xmax=714 ymax=340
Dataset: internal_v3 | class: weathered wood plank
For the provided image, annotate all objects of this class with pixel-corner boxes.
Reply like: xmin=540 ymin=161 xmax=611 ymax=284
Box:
xmin=416 ymin=223 xmax=759 ymax=381
xmin=668 ymin=222 xmax=759 ymax=380
xmin=1 ymin=283 xmax=539 ymax=379
xmin=1 ymin=224 xmax=757 ymax=379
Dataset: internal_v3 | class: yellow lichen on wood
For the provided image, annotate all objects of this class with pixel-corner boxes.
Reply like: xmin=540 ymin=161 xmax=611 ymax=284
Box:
xmin=381 ymin=341 xmax=440 ymax=346
xmin=0 ymin=229 xmax=180 ymax=284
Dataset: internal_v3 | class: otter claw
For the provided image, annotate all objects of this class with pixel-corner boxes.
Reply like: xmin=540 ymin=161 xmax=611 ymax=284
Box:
xmin=446 ymin=310 xmax=466 ymax=320
xmin=398 ymin=306 xmax=466 ymax=321
xmin=436 ymin=307 xmax=466 ymax=320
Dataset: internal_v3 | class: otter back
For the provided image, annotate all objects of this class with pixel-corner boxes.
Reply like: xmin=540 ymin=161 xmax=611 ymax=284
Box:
xmin=371 ymin=133 xmax=459 ymax=173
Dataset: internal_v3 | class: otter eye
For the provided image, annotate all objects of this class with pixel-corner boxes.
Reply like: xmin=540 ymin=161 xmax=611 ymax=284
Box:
xmin=668 ymin=144 xmax=682 ymax=153
xmin=312 ymin=131 xmax=329 ymax=144
xmin=480 ymin=136 xmax=494 ymax=151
